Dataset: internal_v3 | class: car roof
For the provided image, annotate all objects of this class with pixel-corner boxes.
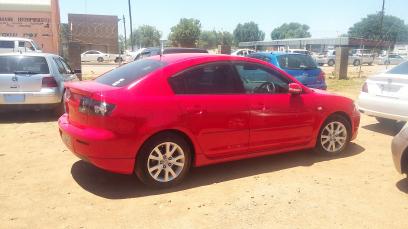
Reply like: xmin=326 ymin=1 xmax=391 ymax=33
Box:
xmin=0 ymin=52 xmax=57 ymax=57
xmin=147 ymin=53 xmax=257 ymax=65
xmin=0 ymin=37 xmax=33 ymax=41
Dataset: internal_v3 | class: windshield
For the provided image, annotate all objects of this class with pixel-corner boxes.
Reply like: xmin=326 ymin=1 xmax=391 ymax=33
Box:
xmin=31 ymin=41 xmax=41 ymax=51
xmin=0 ymin=56 xmax=49 ymax=74
xmin=277 ymin=54 xmax=317 ymax=70
xmin=95 ymin=59 xmax=166 ymax=87
xmin=386 ymin=61 xmax=408 ymax=75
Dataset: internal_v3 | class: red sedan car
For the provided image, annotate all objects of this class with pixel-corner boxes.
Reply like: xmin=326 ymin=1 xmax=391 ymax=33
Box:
xmin=59 ymin=53 xmax=360 ymax=188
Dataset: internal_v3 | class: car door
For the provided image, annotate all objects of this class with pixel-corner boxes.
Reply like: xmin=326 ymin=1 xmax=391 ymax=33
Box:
xmin=168 ymin=62 xmax=250 ymax=158
xmin=233 ymin=62 xmax=316 ymax=152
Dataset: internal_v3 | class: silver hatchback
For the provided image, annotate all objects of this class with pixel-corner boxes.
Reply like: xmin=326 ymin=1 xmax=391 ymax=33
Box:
xmin=0 ymin=53 xmax=78 ymax=114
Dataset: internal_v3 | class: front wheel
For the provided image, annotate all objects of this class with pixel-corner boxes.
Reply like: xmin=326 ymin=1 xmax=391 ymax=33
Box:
xmin=353 ymin=59 xmax=361 ymax=66
xmin=327 ymin=59 xmax=335 ymax=66
xmin=97 ymin=57 xmax=104 ymax=63
xmin=316 ymin=115 xmax=351 ymax=155
xmin=135 ymin=133 xmax=192 ymax=188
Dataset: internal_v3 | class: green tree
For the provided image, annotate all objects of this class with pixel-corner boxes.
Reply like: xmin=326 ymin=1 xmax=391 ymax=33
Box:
xmin=198 ymin=30 xmax=234 ymax=49
xmin=169 ymin=18 xmax=201 ymax=47
xmin=233 ymin=22 xmax=265 ymax=45
xmin=131 ymin=25 xmax=162 ymax=48
xmin=270 ymin=22 xmax=311 ymax=40
xmin=348 ymin=13 xmax=408 ymax=42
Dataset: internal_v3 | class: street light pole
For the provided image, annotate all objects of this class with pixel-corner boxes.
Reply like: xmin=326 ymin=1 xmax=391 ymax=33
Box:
xmin=122 ymin=15 xmax=127 ymax=50
xmin=379 ymin=0 xmax=385 ymax=40
xmin=128 ymin=0 xmax=134 ymax=51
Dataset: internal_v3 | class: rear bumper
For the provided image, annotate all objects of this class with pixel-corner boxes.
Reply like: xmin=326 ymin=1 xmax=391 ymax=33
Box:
xmin=0 ymin=88 xmax=61 ymax=105
xmin=58 ymin=114 xmax=135 ymax=174
xmin=392 ymin=131 xmax=408 ymax=174
xmin=357 ymin=93 xmax=408 ymax=121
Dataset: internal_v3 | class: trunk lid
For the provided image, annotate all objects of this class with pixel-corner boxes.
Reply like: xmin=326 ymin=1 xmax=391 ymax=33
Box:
xmin=367 ymin=73 xmax=408 ymax=100
xmin=0 ymin=73 xmax=46 ymax=92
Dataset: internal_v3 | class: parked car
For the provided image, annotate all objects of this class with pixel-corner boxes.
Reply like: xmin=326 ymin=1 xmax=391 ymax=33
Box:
xmin=392 ymin=123 xmax=408 ymax=176
xmin=287 ymin=49 xmax=311 ymax=55
xmin=81 ymin=50 xmax=122 ymax=63
xmin=318 ymin=49 xmax=375 ymax=66
xmin=59 ymin=53 xmax=360 ymax=188
xmin=0 ymin=53 xmax=79 ymax=114
xmin=248 ymin=52 xmax=327 ymax=90
xmin=231 ymin=49 xmax=256 ymax=56
xmin=0 ymin=37 xmax=42 ymax=53
xmin=377 ymin=54 xmax=406 ymax=65
xmin=357 ymin=61 xmax=408 ymax=123
xmin=125 ymin=47 xmax=208 ymax=62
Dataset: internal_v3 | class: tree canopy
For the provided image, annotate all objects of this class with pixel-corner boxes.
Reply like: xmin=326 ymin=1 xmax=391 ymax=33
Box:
xmin=198 ymin=30 xmax=234 ymax=49
xmin=348 ymin=13 xmax=408 ymax=42
xmin=233 ymin=22 xmax=265 ymax=44
xmin=270 ymin=22 xmax=311 ymax=40
xmin=168 ymin=18 xmax=201 ymax=47
xmin=132 ymin=25 xmax=162 ymax=48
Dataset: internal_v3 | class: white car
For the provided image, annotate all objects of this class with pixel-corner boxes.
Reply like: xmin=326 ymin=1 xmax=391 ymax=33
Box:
xmin=81 ymin=50 xmax=122 ymax=63
xmin=0 ymin=37 xmax=42 ymax=54
xmin=231 ymin=49 xmax=256 ymax=56
xmin=377 ymin=54 xmax=406 ymax=65
xmin=357 ymin=61 xmax=408 ymax=123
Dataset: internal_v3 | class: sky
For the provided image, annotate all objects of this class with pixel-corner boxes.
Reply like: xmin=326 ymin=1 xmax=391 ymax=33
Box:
xmin=59 ymin=0 xmax=408 ymax=40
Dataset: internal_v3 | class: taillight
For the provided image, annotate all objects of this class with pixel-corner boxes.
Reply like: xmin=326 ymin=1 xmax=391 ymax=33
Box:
xmin=362 ymin=82 xmax=368 ymax=93
xmin=42 ymin=76 xmax=58 ymax=88
xmin=79 ymin=97 xmax=115 ymax=116
xmin=63 ymin=89 xmax=71 ymax=113
xmin=318 ymin=71 xmax=326 ymax=81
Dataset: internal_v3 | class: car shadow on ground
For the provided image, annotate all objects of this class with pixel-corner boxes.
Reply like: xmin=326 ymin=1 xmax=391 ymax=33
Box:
xmin=362 ymin=121 xmax=405 ymax=136
xmin=396 ymin=177 xmax=408 ymax=194
xmin=0 ymin=110 xmax=57 ymax=124
xmin=71 ymin=143 xmax=365 ymax=199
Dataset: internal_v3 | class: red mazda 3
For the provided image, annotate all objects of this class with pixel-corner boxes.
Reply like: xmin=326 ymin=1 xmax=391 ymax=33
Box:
xmin=59 ymin=53 xmax=360 ymax=188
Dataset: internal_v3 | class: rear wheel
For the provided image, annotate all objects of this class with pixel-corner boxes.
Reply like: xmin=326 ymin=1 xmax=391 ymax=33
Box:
xmin=353 ymin=59 xmax=361 ymax=66
xmin=316 ymin=115 xmax=351 ymax=155
xmin=376 ymin=117 xmax=396 ymax=125
xmin=97 ymin=57 xmax=104 ymax=63
xmin=327 ymin=59 xmax=335 ymax=66
xmin=135 ymin=133 xmax=192 ymax=188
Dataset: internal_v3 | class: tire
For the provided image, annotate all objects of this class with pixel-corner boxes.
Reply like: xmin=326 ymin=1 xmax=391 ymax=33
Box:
xmin=315 ymin=115 xmax=351 ymax=155
xmin=353 ymin=59 xmax=361 ymax=66
xmin=135 ymin=133 xmax=192 ymax=188
xmin=97 ymin=57 xmax=104 ymax=63
xmin=54 ymin=101 xmax=65 ymax=117
xmin=376 ymin=117 xmax=396 ymax=125
xmin=327 ymin=59 xmax=335 ymax=66
xmin=384 ymin=60 xmax=390 ymax=65
xmin=368 ymin=62 xmax=373 ymax=66
xmin=114 ymin=57 xmax=123 ymax=63
xmin=318 ymin=63 xmax=324 ymax=66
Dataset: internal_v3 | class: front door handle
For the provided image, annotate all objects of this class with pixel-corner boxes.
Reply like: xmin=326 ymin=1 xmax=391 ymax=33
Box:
xmin=252 ymin=103 xmax=267 ymax=111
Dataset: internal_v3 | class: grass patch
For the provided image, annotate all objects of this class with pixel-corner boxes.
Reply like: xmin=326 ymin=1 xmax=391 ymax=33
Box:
xmin=326 ymin=77 xmax=366 ymax=100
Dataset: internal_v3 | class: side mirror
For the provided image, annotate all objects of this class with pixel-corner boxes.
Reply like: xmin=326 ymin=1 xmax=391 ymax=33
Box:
xmin=288 ymin=83 xmax=302 ymax=95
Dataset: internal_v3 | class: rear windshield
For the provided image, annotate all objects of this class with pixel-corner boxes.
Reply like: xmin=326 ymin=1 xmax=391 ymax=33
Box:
xmin=277 ymin=54 xmax=317 ymax=70
xmin=0 ymin=56 xmax=49 ymax=74
xmin=387 ymin=61 xmax=408 ymax=75
xmin=95 ymin=59 xmax=166 ymax=87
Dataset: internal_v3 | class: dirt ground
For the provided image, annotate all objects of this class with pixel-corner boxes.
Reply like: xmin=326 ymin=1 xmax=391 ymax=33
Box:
xmin=1 ymin=65 xmax=408 ymax=229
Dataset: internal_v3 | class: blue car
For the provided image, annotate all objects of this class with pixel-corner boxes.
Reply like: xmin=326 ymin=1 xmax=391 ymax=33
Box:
xmin=248 ymin=52 xmax=327 ymax=90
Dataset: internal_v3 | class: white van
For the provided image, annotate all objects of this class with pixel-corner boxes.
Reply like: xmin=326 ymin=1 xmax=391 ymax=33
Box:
xmin=0 ymin=37 xmax=42 ymax=53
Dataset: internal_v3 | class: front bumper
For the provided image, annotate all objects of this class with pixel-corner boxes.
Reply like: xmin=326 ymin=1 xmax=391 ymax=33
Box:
xmin=0 ymin=88 xmax=61 ymax=105
xmin=357 ymin=93 xmax=408 ymax=121
xmin=391 ymin=130 xmax=408 ymax=174
xmin=58 ymin=114 xmax=135 ymax=174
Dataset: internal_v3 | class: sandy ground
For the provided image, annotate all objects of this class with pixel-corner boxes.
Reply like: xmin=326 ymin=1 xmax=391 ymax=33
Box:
xmin=1 ymin=65 xmax=408 ymax=229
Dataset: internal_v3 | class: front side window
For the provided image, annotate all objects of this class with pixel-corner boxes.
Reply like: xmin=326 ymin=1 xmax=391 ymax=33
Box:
xmin=169 ymin=63 xmax=243 ymax=94
xmin=234 ymin=63 xmax=290 ymax=94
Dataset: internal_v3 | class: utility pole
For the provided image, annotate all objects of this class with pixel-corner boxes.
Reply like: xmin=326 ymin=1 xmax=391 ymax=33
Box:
xmin=379 ymin=0 xmax=385 ymax=40
xmin=122 ymin=15 xmax=127 ymax=50
xmin=128 ymin=0 xmax=134 ymax=51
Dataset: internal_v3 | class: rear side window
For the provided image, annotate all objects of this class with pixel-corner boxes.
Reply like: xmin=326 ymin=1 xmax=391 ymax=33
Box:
xmin=169 ymin=63 xmax=243 ymax=94
xmin=0 ymin=40 xmax=14 ymax=49
xmin=387 ymin=61 xmax=408 ymax=75
xmin=277 ymin=54 xmax=317 ymax=70
xmin=95 ymin=59 xmax=165 ymax=87
xmin=0 ymin=56 xmax=49 ymax=74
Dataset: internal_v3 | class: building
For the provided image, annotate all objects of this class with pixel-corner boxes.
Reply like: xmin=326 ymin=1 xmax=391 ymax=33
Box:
xmin=239 ymin=37 xmax=394 ymax=53
xmin=68 ymin=14 xmax=118 ymax=54
xmin=0 ymin=0 xmax=60 ymax=54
